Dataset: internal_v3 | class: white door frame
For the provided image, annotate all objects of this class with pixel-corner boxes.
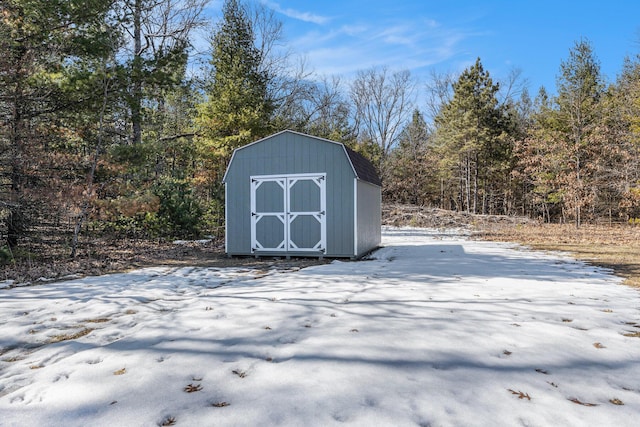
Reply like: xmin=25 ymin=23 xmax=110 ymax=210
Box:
xmin=250 ymin=173 xmax=326 ymax=253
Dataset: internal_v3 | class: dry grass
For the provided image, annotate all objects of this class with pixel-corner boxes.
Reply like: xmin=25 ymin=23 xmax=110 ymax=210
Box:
xmin=476 ymin=223 xmax=640 ymax=289
xmin=382 ymin=203 xmax=640 ymax=289
xmin=48 ymin=328 xmax=94 ymax=344
xmin=85 ymin=317 xmax=110 ymax=324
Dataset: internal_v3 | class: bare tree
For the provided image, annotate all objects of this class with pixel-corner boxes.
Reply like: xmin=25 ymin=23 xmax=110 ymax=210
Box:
xmin=246 ymin=1 xmax=286 ymax=80
xmin=118 ymin=0 xmax=210 ymax=144
xmin=245 ymin=3 xmax=321 ymax=131
xmin=424 ymin=70 xmax=456 ymax=129
xmin=350 ymin=67 xmax=415 ymax=157
xmin=497 ymin=67 xmax=529 ymax=106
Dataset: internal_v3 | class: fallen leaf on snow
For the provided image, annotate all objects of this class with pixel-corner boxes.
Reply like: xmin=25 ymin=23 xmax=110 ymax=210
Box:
xmin=160 ymin=416 xmax=176 ymax=426
xmin=568 ymin=397 xmax=598 ymax=406
xmin=232 ymin=369 xmax=247 ymax=378
xmin=508 ymin=389 xmax=531 ymax=400
xmin=184 ymin=383 xmax=202 ymax=392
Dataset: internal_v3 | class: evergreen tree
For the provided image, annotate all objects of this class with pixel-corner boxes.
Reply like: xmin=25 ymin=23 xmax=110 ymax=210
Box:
xmin=197 ymin=0 xmax=273 ymax=158
xmin=555 ymin=38 xmax=604 ymax=227
xmin=514 ymin=87 xmax=567 ymax=222
xmin=434 ymin=58 xmax=511 ymax=214
xmin=193 ymin=0 xmax=274 ymax=231
xmin=518 ymin=39 xmax=605 ymax=225
xmin=0 ymin=0 xmax=117 ymax=249
xmin=98 ymin=0 xmax=208 ymax=240
xmin=384 ymin=110 xmax=436 ymax=205
xmin=598 ymin=56 xmax=640 ymax=222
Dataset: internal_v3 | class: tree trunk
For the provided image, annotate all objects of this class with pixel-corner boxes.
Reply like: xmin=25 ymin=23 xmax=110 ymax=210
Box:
xmin=465 ymin=155 xmax=471 ymax=213
xmin=70 ymin=65 xmax=111 ymax=257
xmin=473 ymin=153 xmax=479 ymax=214
xmin=7 ymin=78 xmax=25 ymax=249
xmin=131 ymin=0 xmax=143 ymax=145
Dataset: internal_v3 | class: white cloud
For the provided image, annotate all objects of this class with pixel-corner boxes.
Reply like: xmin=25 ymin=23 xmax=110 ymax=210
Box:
xmin=263 ymin=1 xmax=330 ymax=25
xmin=376 ymin=24 xmax=419 ymax=47
xmin=340 ymin=24 xmax=368 ymax=37
xmin=288 ymin=17 xmax=474 ymax=80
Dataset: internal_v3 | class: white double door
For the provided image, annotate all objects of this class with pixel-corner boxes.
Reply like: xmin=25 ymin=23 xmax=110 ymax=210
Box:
xmin=250 ymin=173 xmax=326 ymax=253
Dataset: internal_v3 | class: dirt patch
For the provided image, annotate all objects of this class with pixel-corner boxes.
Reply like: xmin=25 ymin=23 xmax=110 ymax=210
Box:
xmin=5 ymin=203 xmax=639 ymax=288
xmin=1 ymin=236 xmax=328 ymax=288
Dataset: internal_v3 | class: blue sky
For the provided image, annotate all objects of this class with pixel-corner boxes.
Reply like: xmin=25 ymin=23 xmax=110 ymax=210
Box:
xmin=207 ymin=1 xmax=640 ymax=98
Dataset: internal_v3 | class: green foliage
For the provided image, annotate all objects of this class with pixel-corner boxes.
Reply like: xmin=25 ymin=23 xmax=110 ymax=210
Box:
xmin=433 ymin=58 xmax=514 ymax=213
xmin=383 ymin=110 xmax=438 ymax=205
xmin=0 ymin=246 xmax=14 ymax=265
xmin=556 ymin=38 xmax=603 ymax=127
xmin=89 ymin=214 xmax=154 ymax=239
xmin=200 ymin=197 xmax=226 ymax=237
xmin=153 ymin=178 xmax=202 ymax=238
xmin=520 ymin=39 xmax=605 ymax=225
xmin=196 ymin=0 xmax=274 ymax=159
xmin=90 ymin=177 xmax=204 ymax=240
xmin=0 ymin=0 xmax=119 ymax=249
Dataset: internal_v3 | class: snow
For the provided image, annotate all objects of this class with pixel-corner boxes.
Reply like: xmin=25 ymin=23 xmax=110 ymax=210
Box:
xmin=172 ymin=239 xmax=212 ymax=245
xmin=2 ymin=227 xmax=640 ymax=426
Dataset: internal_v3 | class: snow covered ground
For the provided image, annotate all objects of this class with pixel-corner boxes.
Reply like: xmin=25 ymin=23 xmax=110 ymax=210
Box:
xmin=1 ymin=227 xmax=640 ymax=427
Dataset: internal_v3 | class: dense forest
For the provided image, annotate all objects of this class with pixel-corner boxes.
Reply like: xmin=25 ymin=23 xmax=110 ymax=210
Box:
xmin=2 ymin=0 xmax=640 ymax=260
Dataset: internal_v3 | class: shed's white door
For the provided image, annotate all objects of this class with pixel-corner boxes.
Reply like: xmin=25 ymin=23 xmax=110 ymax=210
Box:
xmin=250 ymin=174 xmax=326 ymax=253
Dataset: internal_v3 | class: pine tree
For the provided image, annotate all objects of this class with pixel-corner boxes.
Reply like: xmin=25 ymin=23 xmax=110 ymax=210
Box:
xmin=384 ymin=110 xmax=435 ymax=205
xmin=197 ymin=0 xmax=273 ymax=158
xmin=434 ymin=58 xmax=511 ymax=214
xmin=555 ymin=38 xmax=604 ymax=227
xmin=598 ymin=57 xmax=640 ymax=222
xmin=0 ymin=0 xmax=116 ymax=249
xmin=514 ymin=87 xmax=566 ymax=222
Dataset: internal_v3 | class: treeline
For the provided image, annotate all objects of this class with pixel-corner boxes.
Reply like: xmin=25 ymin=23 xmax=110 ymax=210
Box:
xmin=1 ymin=0 xmax=639 ymax=260
xmin=387 ymin=45 xmax=640 ymax=227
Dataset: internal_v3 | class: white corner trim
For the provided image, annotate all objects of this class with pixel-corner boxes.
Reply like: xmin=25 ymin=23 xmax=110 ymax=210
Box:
xmin=224 ymin=183 xmax=228 ymax=253
xmin=353 ymin=178 xmax=358 ymax=257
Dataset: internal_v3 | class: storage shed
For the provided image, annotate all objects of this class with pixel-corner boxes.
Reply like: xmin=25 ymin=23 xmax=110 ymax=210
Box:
xmin=223 ymin=130 xmax=381 ymax=258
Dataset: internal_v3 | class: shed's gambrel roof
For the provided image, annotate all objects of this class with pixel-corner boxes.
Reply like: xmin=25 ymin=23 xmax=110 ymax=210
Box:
xmin=344 ymin=146 xmax=382 ymax=187
xmin=223 ymin=130 xmax=382 ymax=187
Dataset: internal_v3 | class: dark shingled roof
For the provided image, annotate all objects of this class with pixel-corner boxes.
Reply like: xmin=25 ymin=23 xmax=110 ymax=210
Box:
xmin=344 ymin=146 xmax=382 ymax=187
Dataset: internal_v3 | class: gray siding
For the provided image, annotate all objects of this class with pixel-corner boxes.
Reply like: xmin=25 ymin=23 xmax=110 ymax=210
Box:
xmin=356 ymin=179 xmax=382 ymax=257
xmin=224 ymin=131 xmax=357 ymax=257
